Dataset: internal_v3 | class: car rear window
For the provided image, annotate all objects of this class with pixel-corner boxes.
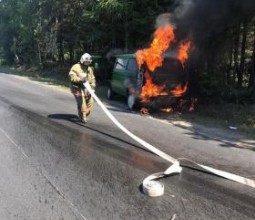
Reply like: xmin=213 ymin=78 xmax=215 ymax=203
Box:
xmin=152 ymin=57 xmax=187 ymax=88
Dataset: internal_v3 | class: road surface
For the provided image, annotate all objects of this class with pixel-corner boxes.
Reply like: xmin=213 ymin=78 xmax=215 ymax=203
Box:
xmin=0 ymin=72 xmax=254 ymax=220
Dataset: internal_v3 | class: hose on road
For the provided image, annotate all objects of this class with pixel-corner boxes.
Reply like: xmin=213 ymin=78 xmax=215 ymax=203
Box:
xmin=84 ymin=82 xmax=255 ymax=196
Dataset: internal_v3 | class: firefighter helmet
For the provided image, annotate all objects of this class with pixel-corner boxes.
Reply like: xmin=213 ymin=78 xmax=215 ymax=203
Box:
xmin=80 ymin=53 xmax=92 ymax=64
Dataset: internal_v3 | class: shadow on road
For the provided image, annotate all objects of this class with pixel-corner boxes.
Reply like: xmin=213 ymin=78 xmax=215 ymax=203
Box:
xmin=184 ymin=131 xmax=255 ymax=152
xmin=47 ymin=113 xmax=152 ymax=154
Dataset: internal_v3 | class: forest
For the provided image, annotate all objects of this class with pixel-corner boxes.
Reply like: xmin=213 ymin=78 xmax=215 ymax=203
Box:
xmin=0 ymin=0 xmax=255 ymax=106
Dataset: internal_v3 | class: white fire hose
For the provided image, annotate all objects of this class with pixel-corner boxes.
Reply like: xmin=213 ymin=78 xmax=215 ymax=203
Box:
xmin=84 ymin=82 xmax=255 ymax=196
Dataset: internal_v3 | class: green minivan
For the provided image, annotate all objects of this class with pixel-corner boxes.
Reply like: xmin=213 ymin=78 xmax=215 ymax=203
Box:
xmin=106 ymin=54 xmax=143 ymax=109
xmin=107 ymin=53 xmax=188 ymax=110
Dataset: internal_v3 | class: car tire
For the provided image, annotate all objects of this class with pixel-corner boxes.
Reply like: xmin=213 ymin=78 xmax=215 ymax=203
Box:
xmin=127 ymin=94 xmax=136 ymax=110
xmin=107 ymin=86 xmax=114 ymax=100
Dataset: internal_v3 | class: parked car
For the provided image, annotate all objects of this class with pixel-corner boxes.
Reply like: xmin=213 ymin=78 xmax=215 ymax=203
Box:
xmin=106 ymin=54 xmax=143 ymax=109
xmin=107 ymin=53 xmax=188 ymax=110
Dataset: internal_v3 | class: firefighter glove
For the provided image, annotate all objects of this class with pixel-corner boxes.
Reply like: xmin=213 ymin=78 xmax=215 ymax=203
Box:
xmin=80 ymin=73 xmax=87 ymax=82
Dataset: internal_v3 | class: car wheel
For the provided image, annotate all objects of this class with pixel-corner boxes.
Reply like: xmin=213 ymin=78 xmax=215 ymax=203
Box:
xmin=127 ymin=94 xmax=136 ymax=110
xmin=107 ymin=86 xmax=113 ymax=100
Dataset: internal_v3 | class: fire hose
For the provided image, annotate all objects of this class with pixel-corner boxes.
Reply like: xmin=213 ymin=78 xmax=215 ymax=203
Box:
xmin=84 ymin=82 xmax=255 ymax=197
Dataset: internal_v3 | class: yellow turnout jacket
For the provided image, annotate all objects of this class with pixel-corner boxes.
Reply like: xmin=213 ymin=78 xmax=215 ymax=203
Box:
xmin=69 ymin=63 xmax=96 ymax=96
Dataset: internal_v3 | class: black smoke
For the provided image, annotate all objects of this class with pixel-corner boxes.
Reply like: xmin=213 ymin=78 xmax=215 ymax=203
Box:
xmin=171 ymin=0 xmax=255 ymax=102
xmin=174 ymin=0 xmax=255 ymax=44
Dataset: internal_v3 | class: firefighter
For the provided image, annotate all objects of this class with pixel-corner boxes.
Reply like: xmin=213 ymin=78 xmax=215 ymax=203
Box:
xmin=69 ymin=53 xmax=96 ymax=123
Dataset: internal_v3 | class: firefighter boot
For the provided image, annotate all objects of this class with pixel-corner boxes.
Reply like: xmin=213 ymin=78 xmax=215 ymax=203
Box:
xmin=80 ymin=111 xmax=87 ymax=123
xmin=78 ymin=111 xmax=87 ymax=123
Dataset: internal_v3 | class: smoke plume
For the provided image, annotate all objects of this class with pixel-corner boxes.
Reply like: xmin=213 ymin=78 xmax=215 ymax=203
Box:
xmin=174 ymin=0 xmax=255 ymax=45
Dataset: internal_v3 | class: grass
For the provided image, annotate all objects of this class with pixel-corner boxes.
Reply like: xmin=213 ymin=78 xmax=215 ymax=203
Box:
xmin=180 ymin=103 xmax=255 ymax=136
xmin=0 ymin=65 xmax=70 ymax=88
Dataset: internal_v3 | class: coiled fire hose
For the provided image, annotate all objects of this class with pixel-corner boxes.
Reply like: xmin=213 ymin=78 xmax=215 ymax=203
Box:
xmin=84 ymin=82 xmax=255 ymax=197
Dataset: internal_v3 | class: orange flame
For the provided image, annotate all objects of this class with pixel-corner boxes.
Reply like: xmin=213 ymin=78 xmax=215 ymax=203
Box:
xmin=136 ymin=24 xmax=192 ymax=110
xmin=140 ymin=107 xmax=149 ymax=114
xmin=136 ymin=25 xmax=175 ymax=101
xmin=177 ymin=41 xmax=191 ymax=65
xmin=170 ymin=83 xmax=188 ymax=97
xmin=161 ymin=108 xmax=173 ymax=113
xmin=136 ymin=25 xmax=175 ymax=71
xmin=140 ymin=72 xmax=167 ymax=102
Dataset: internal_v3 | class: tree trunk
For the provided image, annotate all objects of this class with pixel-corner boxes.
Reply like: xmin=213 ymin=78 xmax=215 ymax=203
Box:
xmin=249 ymin=27 xmax=255 ymax=102
xmin=37 ymin=42 xmax=42 ymax=66
xmin=69 ymin=44 xmax=74 ymax=63
xmin=238 ymin=21 xmax=248 ymax=88
xmin=206 ymin=35 xmax=217 ymax=75
xmin=111 ymin=13 xmax=117 ymax=48
xmin=233 ymin=23 xmax=240 ymax=84
xmin=227 ymin=39 xmax=234 ymax=85
xmin=12 ymin=37 xmax=20 ymax=65
xmin=124 ymin=0 xmax=129 ymax=52
xmin=58 ymin=37 xmax=64 ymax=63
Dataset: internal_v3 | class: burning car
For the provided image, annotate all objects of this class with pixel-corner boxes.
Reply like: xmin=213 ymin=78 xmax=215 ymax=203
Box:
xmin=106 ymin=53 xmax=188 ymax=110
xmin=107 ymin=24 xmax=192 ymax=111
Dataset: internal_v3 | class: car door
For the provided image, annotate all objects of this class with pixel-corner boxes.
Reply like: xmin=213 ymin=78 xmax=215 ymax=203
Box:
xmin=111 ymin=57 xmax=128 ymax=96
xmin=126 ymin=58 xmax=140 ymax=95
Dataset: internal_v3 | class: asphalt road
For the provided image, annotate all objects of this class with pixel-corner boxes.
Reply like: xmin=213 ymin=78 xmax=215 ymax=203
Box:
xmin=0 ymin=72 xmax=254 ymax=220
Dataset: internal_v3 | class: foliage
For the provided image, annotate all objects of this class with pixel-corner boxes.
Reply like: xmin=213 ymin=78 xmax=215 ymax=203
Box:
xmin=0 ymin=0 xmax=255 ymax=104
